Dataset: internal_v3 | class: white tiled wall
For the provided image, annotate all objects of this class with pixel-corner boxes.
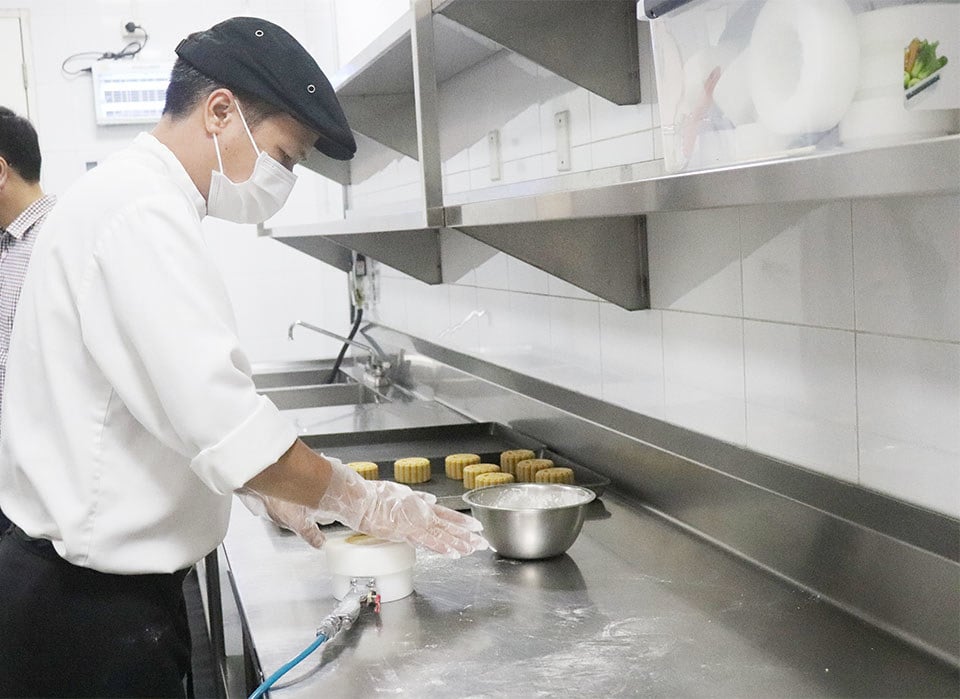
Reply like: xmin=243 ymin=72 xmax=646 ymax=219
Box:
xmin=741 ymin=201 xmax=855 ymax=328
xmin=662 ymin=311 xmax=746 ymax=444
xmin=743 ymin=321 xmax=858 ymax=481
xmin=355 ymin=21 xmax=959 ymax=517
xmin=648 ymin=207 xmax=742 ymax=315
xmin=599 ymin=305 xmax=664 ymax=420
xmin=372 ymin=190 xmax=960 ymax=518
xmin=856 ymin=335 xmax=960 ymax=516
xmin=852 ymin=195 xmax=960 ymax=342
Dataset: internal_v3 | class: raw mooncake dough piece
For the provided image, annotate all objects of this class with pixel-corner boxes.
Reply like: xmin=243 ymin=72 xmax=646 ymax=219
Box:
xmin=394 ymin=457 xmax=431 ymax=484
xmin=500 ymin=449 xmax=536 ymax=476
xmin=534 ymin=467 xmax=574 ymax=484
xmin=475 ymin=472 xmax=515 ymax=487
xmin=347 ymin=461 xmax=379 ymax=480
xmin=516 ymin=458 xmax=554 ymax=482
xmin=463 ymin=463 xmax=500 ymax=489
xmin=445 ymin=453 xmax=481 ymax=480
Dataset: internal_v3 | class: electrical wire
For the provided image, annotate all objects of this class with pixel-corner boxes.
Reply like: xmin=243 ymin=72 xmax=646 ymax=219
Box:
xmin=247 ymin=633 xmax=328 ymax=699
xmin=61 ymin=25 xmax=149 ymax=76
xmin=325 ymin=308 xmax=363 ymax=384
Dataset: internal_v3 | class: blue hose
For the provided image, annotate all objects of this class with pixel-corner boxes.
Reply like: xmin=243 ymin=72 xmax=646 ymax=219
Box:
xmin=247 ymin=633 xmax=329 ymax=699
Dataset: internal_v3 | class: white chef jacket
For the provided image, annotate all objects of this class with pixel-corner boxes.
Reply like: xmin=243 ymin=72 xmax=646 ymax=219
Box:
xmin=0 ymin=133 xmax=297 ymax=574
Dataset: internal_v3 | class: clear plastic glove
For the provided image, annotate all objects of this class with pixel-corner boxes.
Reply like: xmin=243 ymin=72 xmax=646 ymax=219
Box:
xmin=315 ymin=455 xmax=488 ymax=557
xmin=236 ymin=488 xmax=326 ymax=549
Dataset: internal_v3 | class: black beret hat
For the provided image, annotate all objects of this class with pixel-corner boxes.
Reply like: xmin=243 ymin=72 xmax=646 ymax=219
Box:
xmin=176 ymin=17 xmax=356 ymax=160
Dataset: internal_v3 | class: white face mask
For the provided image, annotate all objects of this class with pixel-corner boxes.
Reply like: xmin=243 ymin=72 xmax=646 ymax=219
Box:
xmin=207 ymin=100 xmax=297 ymax=224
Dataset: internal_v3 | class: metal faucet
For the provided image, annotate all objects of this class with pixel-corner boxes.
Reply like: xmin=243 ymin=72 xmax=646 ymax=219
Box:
xmin=287 ymin=320 xmax=392 ymax=386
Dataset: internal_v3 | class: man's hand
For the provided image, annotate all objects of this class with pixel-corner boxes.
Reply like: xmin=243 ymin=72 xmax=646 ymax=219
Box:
xmin=241 ymin=442 xmax=488 ymax=556
xmin=314 ymin=455 xmax=488 ymax=557
xmin=236 ymin=488 xmax=326 ymax=548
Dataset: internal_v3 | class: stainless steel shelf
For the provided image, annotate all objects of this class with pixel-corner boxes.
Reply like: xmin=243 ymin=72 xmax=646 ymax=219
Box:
xmin=303 ymin=0 xmax=642 ymax=182
xmin=292 ymin=0 xmax=956 ymax=311
xmin=269 ymin=209 xmax=446 ymax=285
xmin=434 ymin=0 xmax=642 ymax=105
xmin=303 ymin=10 xmax=501 ymax=169
xmin=446 ymin=135 xmax=960 ymax=225
xmin=440 ymin=136 xmax=955 ymax=309
xmin=334 ymin=12 xmax=501 ymax=96
xmin=276 ymin=136 xmax=957 ymax=309
xmin=272 ymin=212 xmax=649 ymax=309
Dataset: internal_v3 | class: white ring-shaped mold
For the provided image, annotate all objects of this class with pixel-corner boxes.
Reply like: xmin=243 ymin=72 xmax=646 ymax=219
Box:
xmin=748 ymin=0 xmax=860 ymax=135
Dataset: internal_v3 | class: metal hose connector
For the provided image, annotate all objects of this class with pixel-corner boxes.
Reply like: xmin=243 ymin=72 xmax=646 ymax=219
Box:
xmin=315 ymin=577 xmax=379 ymax=639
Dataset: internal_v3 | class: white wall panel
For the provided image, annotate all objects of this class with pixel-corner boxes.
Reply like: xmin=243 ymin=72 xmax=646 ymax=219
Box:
xmin=744 ymin=321 xmax=858 ymax=480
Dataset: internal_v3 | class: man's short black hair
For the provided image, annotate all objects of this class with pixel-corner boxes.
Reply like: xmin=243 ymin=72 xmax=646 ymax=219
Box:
xmin=0 ymin=107 xmax=41 ymax=183
xmin=162 ymin=58 xmax=283 ymax=128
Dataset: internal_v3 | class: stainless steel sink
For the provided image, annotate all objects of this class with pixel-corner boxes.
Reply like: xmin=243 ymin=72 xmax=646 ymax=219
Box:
xmin=251 ymin=358 xmax=359 ymax=389
xmin=259 ymin=383 xmax=381 ymax=410
xmin=252 ymin=368 xmax=353 ymax=389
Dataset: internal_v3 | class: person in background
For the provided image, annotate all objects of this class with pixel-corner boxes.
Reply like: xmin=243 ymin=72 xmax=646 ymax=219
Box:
xmin=0 ymin=107 xmax=55 ymax=533
xmin=0 ymin=17 xmax=486 ymax=698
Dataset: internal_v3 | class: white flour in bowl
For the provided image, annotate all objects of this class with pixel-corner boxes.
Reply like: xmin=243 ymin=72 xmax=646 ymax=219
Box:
xmin=482 ymin=486 xmax=591 ymax=510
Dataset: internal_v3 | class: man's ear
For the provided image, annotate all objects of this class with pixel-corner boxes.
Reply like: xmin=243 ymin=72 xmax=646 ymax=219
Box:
xmin=0 ymin=157 xmax=9 ymax=193
xmin=203 ymin=88 xmax=236 ymax=136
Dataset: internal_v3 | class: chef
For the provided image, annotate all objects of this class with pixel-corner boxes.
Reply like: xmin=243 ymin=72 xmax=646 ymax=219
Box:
xmin=0 ymin=17 xmax=486 ymax=699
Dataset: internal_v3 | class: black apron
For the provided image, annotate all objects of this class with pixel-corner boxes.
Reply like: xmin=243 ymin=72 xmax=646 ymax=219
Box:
xmin=0 ymin=524 xmax=192 ymax=698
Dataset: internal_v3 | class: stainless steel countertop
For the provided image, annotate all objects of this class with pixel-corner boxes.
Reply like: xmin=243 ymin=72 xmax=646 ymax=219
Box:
xmin=222 ymin=405 xmax=958 ymax=698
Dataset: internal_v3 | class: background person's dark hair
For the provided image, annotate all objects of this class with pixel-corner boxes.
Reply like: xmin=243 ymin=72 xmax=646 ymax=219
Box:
xmin=163 ymin=58 xmax=283 ymax=127
xmin=0 ymin=107 xmax=41 ymax=183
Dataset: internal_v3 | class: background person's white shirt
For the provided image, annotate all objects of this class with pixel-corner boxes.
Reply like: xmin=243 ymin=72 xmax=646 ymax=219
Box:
xmin=0 ymin=133 xmax=297 ymax=574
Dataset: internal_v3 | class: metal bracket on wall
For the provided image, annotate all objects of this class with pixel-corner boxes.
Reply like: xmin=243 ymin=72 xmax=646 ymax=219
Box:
xmin=434 ymin=0 xmax=641 ymax=105
xmin=447 ymin=214 xmax=650 ymax=310
xmin=275 ymin=234 xmax=353 ymax=274
xmin=267 ymin=208 xmax=445 ymax=286
xmin=338 ymin=94 xmax=419 ymax=160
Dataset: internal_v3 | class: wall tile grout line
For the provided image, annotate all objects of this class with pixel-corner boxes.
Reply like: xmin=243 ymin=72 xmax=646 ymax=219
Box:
xmin=737 ymin=205 xmax=749 ymax=450
xmin=849 ymin=200 xmax=864 ymax=487
xmin=643 ymin=306 xmax=959 ymax=345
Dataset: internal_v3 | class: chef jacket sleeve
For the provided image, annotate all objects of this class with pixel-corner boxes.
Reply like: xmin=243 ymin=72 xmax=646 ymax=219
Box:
xmin=75 ymin=195 xmax=298 ymax=494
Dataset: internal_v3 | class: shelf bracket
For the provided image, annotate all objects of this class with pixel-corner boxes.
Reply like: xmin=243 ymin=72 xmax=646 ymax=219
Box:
xmin=277 ymin=235 xmax=354 ymax=273
xmin=451 ymin=215 xmax=650 ymax=310
xmin=437 ymin=0 xmax=641 ymax=105
xmin=300 ymin=149 xmax=353 ymax=186
xmin=338 ymin=94 xmax=419 ymax=160
xmin=277 ymin=229 xmax=443 ymax=285
xmin=269 ymin=210 xmax=446 ymax=286
xmin=324 ymin=228 xmax=443 ymax=285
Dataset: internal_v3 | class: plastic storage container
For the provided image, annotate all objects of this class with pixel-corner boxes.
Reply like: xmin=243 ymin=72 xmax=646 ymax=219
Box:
xmin=643 ymin=0 xmax=960 ymax=172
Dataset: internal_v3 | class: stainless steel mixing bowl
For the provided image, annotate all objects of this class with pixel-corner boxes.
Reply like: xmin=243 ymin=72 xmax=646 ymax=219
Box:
xmin=462 ymin=483 xmax=596 ymax=559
